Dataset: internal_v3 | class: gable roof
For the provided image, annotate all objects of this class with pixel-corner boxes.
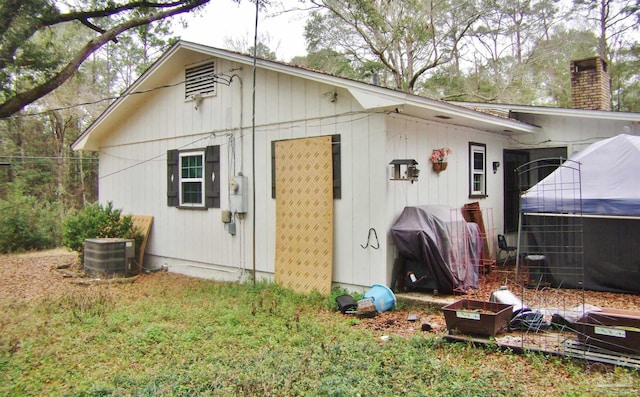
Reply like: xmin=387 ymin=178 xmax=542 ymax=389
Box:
xmin=72 ymin=41 xmax=540 ymax=151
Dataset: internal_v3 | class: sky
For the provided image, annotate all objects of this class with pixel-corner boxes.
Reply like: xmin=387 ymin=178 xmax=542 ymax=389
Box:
xmin=173 ymin=0 xmax=310 ymax=62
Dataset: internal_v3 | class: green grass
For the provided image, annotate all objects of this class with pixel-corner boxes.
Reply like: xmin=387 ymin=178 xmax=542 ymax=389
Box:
xmin=1 ymin=276 xmax=639 ymax=396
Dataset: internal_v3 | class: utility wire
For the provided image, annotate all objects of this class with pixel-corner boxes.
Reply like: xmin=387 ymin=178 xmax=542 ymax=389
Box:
xmin=0 ymin=111 xmax=373 ymax=178
xmin=91 ymin=111 xmax=376 ymax=180
xmin=2 ymin=110 xmax=377 ymax=176
xmin=97 ymin=132 xmax=220 ymax=180
xmin=0 ymin=72 xmax=235 ymax=121
xmin=0 ymin=155 xmax=98 ymax=161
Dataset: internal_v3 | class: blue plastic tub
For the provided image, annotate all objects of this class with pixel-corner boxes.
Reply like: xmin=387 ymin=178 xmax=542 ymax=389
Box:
xmin=363 ymin=284 xmax=396 ymax=312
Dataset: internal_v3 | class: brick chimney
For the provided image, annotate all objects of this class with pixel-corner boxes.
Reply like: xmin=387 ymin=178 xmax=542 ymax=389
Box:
xmin=570 ymin=57 xmax=611 ymax=111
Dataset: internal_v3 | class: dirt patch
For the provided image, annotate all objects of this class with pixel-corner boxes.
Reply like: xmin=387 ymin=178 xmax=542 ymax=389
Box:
xmin=367 ymin=263 xmax=640 ymax=338
xmin=0 ymin=249 xmax=206 ymax=303
xmin=464 ymin=265 xmax=640 ymax=311
xmin=0 ymin=249 xmax=85 ymax=302
xmin=351 ymin=309 xmax=448 ymax=338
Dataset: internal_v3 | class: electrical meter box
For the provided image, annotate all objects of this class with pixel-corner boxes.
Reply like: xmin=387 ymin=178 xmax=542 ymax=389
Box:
xmin=229 ymin=175 xmax=248 ymax=213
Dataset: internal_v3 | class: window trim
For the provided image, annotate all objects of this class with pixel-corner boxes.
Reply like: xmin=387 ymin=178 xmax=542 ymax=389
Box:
xmin=167 ymin=146 xmax=220 ymax=209
xmin=179 ymin=150 xmax=205 ymax=207
xmin=469 ymin=142 xmax=487 ymax=198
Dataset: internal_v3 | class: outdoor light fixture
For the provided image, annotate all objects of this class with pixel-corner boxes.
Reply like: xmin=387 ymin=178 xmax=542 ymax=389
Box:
xmin=493 ymin=161 xmax=500 ymax=174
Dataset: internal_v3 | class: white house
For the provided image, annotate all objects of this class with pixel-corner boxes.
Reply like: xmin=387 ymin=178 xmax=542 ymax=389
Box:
xmin=72 ymin=42 xmax=640 ymax=293
xmin=455 ymin=57 xmax=640 ymax=233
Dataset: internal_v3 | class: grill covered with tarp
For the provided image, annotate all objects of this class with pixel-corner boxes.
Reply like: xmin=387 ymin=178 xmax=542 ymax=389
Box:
xmin=390 ymin=205 xmax=482 ymax=294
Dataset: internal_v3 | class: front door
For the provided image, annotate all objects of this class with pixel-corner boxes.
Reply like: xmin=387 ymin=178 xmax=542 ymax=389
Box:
xmin=503 ymin=150 xmax=529 ymax=233
xmin=503 ymin=147 xmax=568 ymax=233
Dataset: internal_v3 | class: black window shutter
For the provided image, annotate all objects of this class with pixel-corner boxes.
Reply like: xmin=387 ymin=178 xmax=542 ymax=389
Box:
xmin=167 ymin=149 xmax=179 ymax=206
xmin=271 ymin=141 xmax=276 ymax=199
xmin=205 ymin=145 xmax=220 ymax=208
xmin=332 ymin=134 xmax=341 ymax=199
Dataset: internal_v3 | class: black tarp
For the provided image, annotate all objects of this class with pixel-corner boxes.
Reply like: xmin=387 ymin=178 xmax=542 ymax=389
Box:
xmin=523 ymin=214 xmax=640 ymax=294
xmin=520 ymin=135 xmax=640 ymax=294
xmin=390 ymin=206 xmax=481 ymax=294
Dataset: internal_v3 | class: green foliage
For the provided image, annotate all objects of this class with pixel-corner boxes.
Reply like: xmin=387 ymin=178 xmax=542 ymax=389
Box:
xmin=0 ymin=96 xmax=99 ymax=208
xmin=0 ymin=189 xmax=64 ymax=253
xmin=612 ymin=44 xmax=640 ymax=112
xmin=305 ymin=0 xmax=483 ymax=92
xmin=0 ymin=0 xmax=61 ymax=103
xmin=2 ymin=277 xmax=638 ymax=396
xmin=0 ymin=0 xmax=207 ymax=118
xmin=306 ymin=0 xmax=640 ymax=107
xmin=0 ymin=1 xmax=180 ymax=207
xmin=62 ymin=201 xmax=142 ymax=256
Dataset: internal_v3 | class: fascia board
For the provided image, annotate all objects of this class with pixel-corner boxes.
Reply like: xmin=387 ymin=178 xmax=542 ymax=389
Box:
xmin=452 ymin=101 xmax=640 ymax=122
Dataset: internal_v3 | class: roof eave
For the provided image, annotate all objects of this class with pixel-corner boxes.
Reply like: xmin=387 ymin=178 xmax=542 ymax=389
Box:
xmin=451 ymin=101 xmax=640 ymax=122
xmin=347 ymin=88 xmax=540 ymax=134
xmin=73 ymin=41 xmax=541 ymax=151
xmin=183 ymin=42 xmax=540 ymax=134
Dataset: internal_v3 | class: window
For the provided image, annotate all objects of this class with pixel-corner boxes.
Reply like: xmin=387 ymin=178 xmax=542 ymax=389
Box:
xmin=167 ymin=146 xmax=220 ymax=209
xmin=180 ymin=152 xmax=204 ymax=206
xmin=469 ymin=143 xmax=487 ymax=198
xmin=185 ymin=61 xmax=216 ymax=100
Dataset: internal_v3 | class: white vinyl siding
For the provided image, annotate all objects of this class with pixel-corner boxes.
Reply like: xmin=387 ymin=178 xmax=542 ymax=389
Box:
xmin=96 ymin=49 xmax=511 ymax=289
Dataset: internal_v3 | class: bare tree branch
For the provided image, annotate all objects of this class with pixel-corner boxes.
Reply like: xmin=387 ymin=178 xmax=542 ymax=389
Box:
xmin=306 ymin=0 xmax=481 ymax=93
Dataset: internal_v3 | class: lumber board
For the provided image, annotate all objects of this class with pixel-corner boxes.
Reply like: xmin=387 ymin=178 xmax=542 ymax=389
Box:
xmin=129 ymin=215 xmax=153 ymax=271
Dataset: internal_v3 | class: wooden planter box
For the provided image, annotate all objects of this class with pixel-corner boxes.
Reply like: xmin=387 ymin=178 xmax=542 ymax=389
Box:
xmin=443 ymin=299 xmax=513 ymax=336
xmin=575 ymin=308 xmax=640 ymax=355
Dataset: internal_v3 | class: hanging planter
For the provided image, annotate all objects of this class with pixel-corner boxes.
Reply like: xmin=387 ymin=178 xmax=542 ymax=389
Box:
xmin=430 ymin=148 xmax=452 ymax=173
xmin=433 ymin=162 xmax=448 ymax=172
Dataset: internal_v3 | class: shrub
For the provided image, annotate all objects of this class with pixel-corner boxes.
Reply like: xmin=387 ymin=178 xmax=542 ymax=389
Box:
xmin=0 ymin=190 xmax=64 ymax=253
xmin=63 ymin=201 xmax=142 ymax=258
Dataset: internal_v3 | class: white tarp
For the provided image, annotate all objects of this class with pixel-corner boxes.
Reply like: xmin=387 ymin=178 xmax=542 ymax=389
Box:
xmin=521 ymin=134 xmax=640 ymax=216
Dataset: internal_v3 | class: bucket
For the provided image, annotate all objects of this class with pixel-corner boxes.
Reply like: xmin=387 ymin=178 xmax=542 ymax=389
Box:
xmin=525 ymin=254 xmax=547 ymax=285
xmin=363 ymin=284 xmax=396 ymax=312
